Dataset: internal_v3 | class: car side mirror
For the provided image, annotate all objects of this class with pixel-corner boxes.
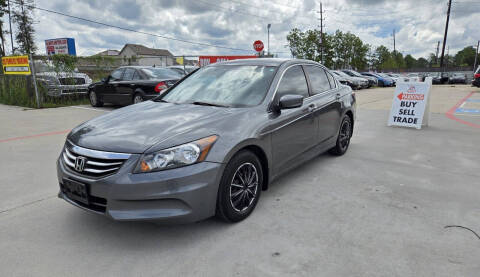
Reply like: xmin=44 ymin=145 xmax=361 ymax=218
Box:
xmin=102 ymin=76 xmax=109 ymax=83
xmin=278 ymin=94 xmax=304 ymax=110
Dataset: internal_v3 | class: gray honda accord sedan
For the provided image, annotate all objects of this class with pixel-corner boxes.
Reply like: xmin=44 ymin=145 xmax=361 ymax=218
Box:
xmin=57 ymin=58 xmax=356 ymax=223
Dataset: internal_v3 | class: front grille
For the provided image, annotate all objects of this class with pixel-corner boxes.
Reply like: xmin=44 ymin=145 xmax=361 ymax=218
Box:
xmin=60 ymin=183 xmax=107 ymax=213
xmin=61 ymin=88 xmax=88 ymax=94
xmin=62 ymin=144 xmax=130 ymax=178
xmin=58 ymin=77 xmax=86 ymax=85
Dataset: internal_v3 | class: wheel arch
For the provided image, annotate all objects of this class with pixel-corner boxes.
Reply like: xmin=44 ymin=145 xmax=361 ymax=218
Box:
xmin=222 ymin=142 xmax=270 ymax=191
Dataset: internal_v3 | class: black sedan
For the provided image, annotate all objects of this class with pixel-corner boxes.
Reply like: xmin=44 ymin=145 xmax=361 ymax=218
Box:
xmin=88 ymin=66 xmax=182 ymax=107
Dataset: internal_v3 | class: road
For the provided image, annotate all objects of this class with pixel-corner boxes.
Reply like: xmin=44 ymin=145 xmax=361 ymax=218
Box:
xmin=1 ymin=85 xmax=479 ymax=276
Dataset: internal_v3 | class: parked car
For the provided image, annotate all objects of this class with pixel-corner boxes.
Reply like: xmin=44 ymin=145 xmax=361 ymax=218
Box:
xmin=57 ymin=58 xmax=356 ymax=223
xmin=385 ymin=73 xmax=400 ymax=83
xmin=360 ymin=72 xmax=393 ymax=87
xmin=87 ymin=66 xmax=182 ymax=107
xmin=332 ymin=70 xmax=367 ymax=90
xmin=473 ymin=66 xmax=480 ymax=87
xmin=36 ymin=72 xmax=92 ymax=97
xmin=440 ymin=72 xmax=450 ymax=84
xmin=427 ymin=72 xmax=442 ymax=84
xmin=167 ymin=65 xmax=199 ymax=76
xmin=448 ymin=73 xmax=467 ymax=84
xmin=378 ymin=73 xmax=396 ymax=86
xmin=342 ymin=69 xmax=376 ymax=87
xmin=34 ymin=60 xmax=93 ymax=97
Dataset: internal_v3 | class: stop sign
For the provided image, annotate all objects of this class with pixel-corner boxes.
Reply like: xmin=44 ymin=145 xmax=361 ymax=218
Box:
xmin=253 ymin=40 xmax=264 ymax=52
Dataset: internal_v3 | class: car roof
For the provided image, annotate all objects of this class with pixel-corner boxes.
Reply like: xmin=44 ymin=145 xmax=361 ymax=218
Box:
xmin=209 ymin=58 xmax=319 ymax=67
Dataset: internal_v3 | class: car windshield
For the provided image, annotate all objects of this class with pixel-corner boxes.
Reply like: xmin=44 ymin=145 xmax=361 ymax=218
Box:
xmin=142 ymin=68 xmax=183 ymax=80
xmin=453 ymin=73 xmax=464 ymax=77
xmin=161 ymin=65 xmax=277 ymax=107
xmin=334 ymin=71 xmax=349 ymax=77
xmin=349 ymin=71 xmax=363 ymax=77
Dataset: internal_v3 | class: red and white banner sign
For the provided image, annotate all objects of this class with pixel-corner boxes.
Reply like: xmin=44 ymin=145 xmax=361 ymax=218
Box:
xmin=198 ymin=56 xmax=257 ymax=67
xmin=388 ymin=78 xmax=432 ymax=129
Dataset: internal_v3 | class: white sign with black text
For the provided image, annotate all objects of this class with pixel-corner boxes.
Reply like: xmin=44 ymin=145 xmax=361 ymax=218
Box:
xmin=388 ymin=77 xmax=432 ymax=129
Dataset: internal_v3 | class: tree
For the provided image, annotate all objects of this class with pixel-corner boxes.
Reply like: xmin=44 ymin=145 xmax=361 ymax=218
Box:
xmin=454 ymin=46 xmax=476 ymax=66
xmin=404 ymin=54 xmax=416 ymax=69
xmin=392 ymin=51 xmax=405 ymax=69
xmin=12 ymin=0 xmax=36 ymax=54
xmin=416 ymin=57 xmax=429 ymax=68
xmin=0 ymin=0 xmax=8 ymax=56
xmin=286 ymin=28 xmax=369 ymax=69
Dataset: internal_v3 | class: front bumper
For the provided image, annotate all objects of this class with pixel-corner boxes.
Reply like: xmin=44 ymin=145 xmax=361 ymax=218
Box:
xmin=57 ymin=154 xmax=224 ymax=223
xmin=47 ymin=85 xmax=89 ymax=97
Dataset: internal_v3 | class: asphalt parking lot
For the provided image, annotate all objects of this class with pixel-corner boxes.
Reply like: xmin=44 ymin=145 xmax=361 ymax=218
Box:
xmin=1 ymin=85 xmax=479 ymax=276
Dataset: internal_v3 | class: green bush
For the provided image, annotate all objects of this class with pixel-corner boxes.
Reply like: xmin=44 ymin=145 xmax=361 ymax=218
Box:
xmin=0 ymin=75 xmax=89 ymax=108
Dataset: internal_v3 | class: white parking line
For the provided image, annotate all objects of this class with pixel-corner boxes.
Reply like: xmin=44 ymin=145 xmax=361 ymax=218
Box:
xmin=69 ymin=106 xmax=108 ymax=112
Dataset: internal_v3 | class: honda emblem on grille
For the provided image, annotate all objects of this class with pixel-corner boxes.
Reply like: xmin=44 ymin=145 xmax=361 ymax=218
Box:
xmin=74 ymin=156 xmax=87 ymax=172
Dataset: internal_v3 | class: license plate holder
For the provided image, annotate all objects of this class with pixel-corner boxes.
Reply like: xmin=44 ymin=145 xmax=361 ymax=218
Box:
xmin=63 ymin=179 xmax=89 ymax=205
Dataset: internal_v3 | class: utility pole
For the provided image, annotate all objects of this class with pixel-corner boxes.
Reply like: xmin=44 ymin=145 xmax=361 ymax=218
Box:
xmin=8 ymin=0 xmax=14 ymax=54
xmin=446 ymin=46 xmax=449 ymax=69
xmin=474 ymin=40 xmax=479 ymax=72
xmin=435 ymin=41 xmax=440 ymax=64
xmin=317 ymin=2 xmax=325 ymax=63
xmin=440 ymin=0 xmax=452 ymax=68
xmin=267 ymin=24 xmax=271 ymax=56
xmin=393 ymin=29 xmax=396 ymax=53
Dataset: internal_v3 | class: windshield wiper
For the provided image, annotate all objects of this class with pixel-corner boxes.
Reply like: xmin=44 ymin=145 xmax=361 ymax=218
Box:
xmin=153 ymin=98 xmax=169 ymax=103
xmin=191 ymin=101 xmax=229 ymax=108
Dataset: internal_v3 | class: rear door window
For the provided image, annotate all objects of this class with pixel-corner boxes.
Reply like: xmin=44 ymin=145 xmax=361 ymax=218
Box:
xmin=276 ymin=65 xmax=309 ymax=99
xmin=304 ymin=65 xmax=331 ymax=94
xmin=132 ymin=70 xmax=142 ymax=80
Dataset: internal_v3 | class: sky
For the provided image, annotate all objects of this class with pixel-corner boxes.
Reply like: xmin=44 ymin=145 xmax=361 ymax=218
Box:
xmin=3 ymin=0 xmax=480 ymax=59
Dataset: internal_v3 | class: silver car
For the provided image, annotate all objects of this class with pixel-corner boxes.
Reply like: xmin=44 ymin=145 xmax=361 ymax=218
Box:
xmin=57 ymin=59 xmax=356 ymax=223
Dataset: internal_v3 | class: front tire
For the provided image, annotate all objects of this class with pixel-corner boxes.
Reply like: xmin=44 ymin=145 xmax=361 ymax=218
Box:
xmin=329 ymin=115 xmax=353 ymax=156
xmin=89 ymin=90 xmax=103 ymax=107
xmin=216 ymin=150 xmax=263 ymax=223
xmin=133 ymin=93 xmax=143 ymax=104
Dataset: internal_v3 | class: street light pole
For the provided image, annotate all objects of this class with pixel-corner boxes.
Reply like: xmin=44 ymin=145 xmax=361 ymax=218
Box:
xmin=267 ymin=24 xmax=271 ymax=56
xmin=474 ymin=40 xmax=480 ymax=72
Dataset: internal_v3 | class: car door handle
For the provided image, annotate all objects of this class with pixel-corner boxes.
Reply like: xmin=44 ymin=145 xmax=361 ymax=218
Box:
xmin=129 ymin=83 xmax=135 ymax=87
xmin=307 ymin=104 xmax=316 ymax=112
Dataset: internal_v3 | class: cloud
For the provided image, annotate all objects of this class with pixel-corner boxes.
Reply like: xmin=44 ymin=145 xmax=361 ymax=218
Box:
xmin=7 ymin=0 xmax=476 ymax=60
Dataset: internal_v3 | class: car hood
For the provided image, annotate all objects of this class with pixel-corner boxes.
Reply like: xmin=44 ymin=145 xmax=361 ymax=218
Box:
xmin=37 ymin=71 xmax=88 ymax=78
xmin=68 ymin=101 xmax=236 ymax=153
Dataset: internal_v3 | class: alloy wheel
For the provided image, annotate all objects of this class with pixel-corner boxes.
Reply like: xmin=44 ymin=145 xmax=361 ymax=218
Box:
xmin=134 ymin=95 xmax=143 ymax=104
xmin=230 ymin=163 xmax=259 ymax=212
xmin=89 ymin=91 xmax=97 ymax=105
xmin=339 ymin=119 xmax=351 ymax=150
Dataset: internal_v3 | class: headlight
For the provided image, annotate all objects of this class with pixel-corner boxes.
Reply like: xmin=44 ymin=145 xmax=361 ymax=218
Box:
xmin=135 ymin=135 xmax=218 ymax=173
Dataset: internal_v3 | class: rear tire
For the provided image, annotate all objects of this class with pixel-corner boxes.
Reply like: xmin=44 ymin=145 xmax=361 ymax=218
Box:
xmin=89 ymin=90 xmax=103 ymax=107
xmin=216 ymin=150 xmax=263 ymax=223
xmin=329 ymin=115 xmax=353 ymax=156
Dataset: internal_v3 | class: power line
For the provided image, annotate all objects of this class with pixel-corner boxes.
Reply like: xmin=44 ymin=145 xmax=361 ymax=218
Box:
xmin=195 ymin=0 xmax=270 ymax=20
xmin=11 ymin=0 xmax=261 ymax=53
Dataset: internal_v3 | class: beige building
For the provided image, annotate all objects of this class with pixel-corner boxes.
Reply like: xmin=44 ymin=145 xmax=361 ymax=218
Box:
xmin=118 ymin=44 xmax=174 ymax=66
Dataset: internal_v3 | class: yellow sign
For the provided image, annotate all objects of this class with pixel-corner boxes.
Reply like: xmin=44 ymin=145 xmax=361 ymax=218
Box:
xmin=176 ymin=56 xmax=184 ymax=65
xmin=2 ymin=55 xmax=31 ymax=75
